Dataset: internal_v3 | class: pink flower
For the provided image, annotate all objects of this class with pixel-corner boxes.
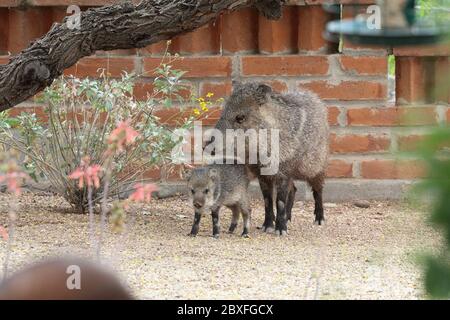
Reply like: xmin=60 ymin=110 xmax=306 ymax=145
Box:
xmin=68 ymin=157 xmax=102 ymax=189
xmin=0 ymin=225 xmax=8 ymax=241
xmin=128 ymin=183 xmax=158 ymax=203
xmin=0 ymin=171 xmax=28 ymax=196
xmin=107 ymin=120 xmax=139 ymax=153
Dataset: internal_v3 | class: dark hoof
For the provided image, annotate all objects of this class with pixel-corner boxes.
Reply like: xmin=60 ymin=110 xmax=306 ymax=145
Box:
xmin=188 ymin=232 xmax=197 ymax=237
xmin=213 ymin=234 xmax=220 ymax=239
xmin=241 ymin=233 xmax=250 ymax=238
xmin=314 ymin=218 xmax=325 ymax=226
xmin=228 ymin=223 xmax=237 ymax=234
xmin=262 ymin=226 xmax=275 ymax=233
xmin=275 ymin=229 xmax=288 ymax=236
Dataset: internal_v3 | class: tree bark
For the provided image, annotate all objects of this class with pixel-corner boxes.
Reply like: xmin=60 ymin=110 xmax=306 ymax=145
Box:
xmin=0 ymin=0 xmax=285 ymax=112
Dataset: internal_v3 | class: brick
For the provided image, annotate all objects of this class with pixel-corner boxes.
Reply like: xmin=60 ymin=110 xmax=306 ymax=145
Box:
xmin=397 ymin=134 xmax=450 ymax=152
xmin=361 ymin=160 xmax=426 ymax=179
xmin=8 ymin=8 xmax=53 ymax=53
xmin=199 ymin=80 xmax=287 ymax=98
xmin=0 ymin=9 xmax=8 ymax=54
xmin=339 ymin=56 xmax=388 ymax=75
xmin=95 ymin=49 xmax=137 ymax=56
xmin=301 ymin=81 xmax=387 ymax=101
xmin=143 ymin=165 xmax=183 ymax=181
xmin=347 ymin=107 xmax=437 ymax=126
xmin=394 ymin=42 xmax=450 ymax=57
xmin=242 ymin=55 xmax=328 ymax=76
xmin=326 ymin=159 xmax=353 ymax=178
xmin=327 ymin=106 xmax=340 ymax=126
xmin=0 ymin=1 xmax=19 ymax=6
xmin=330 ymin=133 xmax=390 ymax=154
xmin=221 ymin=8 xmax=258 ymax=54
xmin=264 ymin=80 xmax=288 ymax=93
xmin=153 ymin=107 xmax=222 ymax=127
xmin=0 ymin=56 xmax=10 ymax=65
xmin=50 ymin=6 xmax=67 ymax=23
xmin=297 ymin=5 xmax=329 ymax=52
xmin=27 ymin=0 xmax=118 ymax=5
xmin=395 ymin=57 xmax=434 ymax=105
xmin=143 ymin=56 xmax=232 ymax=78
xmin=258 ymin=6 xmax=298 ymax=54
xmin=397 ymin=135 xmax=426 ymax=152
xmin=64 ymin=57 xmax=136 ymax=77
xmin=172 ymin=23 xmax=220 ymax=55
xmin=140 ymin=41 xmax=173 ymax=56
xmin=200 ymin=82 xmax=232 ymax=99
xmin=434 ymin=57 xmax=450 ymax=104
xmin=133 ymin=82 xmax=194 ymax=101
xmin=8 ymin=106 xmax=48 ymax=122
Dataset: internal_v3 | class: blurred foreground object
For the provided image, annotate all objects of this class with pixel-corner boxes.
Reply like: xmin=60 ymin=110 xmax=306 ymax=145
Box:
xmin=326 ymin=0 xmax=450 ymax=45
xmin=0 ymin=258 xmax=132 ymax=300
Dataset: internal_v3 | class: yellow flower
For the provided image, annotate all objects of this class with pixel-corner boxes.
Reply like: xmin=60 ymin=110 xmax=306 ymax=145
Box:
xmin=193 ymin=108 xmax=201 ymax=116
xmin=206 ymin=92 xmax=214 ymax=98
xmin=197 ymin=97 xmax=205 ymax=102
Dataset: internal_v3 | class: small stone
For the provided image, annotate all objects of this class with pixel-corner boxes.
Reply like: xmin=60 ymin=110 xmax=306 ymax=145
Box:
xmin=354 ymin=201 xmax=370 ymax=209
xmin=324 ymin=203 xmax=337 ymax=208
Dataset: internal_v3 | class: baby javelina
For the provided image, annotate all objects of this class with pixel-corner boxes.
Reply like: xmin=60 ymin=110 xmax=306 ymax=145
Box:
xmin=185 ymin=164 xmax=251 ymax=238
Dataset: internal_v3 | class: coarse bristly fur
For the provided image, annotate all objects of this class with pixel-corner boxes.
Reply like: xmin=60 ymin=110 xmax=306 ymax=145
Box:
xmin=185 ymin=164 xmax=252 ymax=238
xmin=214 ymin=81 xmax=330 ymax=235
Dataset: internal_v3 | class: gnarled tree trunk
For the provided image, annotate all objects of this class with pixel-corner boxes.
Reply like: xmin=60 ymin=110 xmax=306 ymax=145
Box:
xmin=0 ymin=0 xmax=285 ymax=112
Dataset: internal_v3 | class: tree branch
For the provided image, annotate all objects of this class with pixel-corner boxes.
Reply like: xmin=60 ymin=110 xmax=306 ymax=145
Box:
xmin=0 ymin=0 xmax=285 ymax=112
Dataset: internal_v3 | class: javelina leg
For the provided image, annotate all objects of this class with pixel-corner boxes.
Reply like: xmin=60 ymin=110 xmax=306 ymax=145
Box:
xmin=286 ymin=181 xmax=297 ymax=222
xmin=275 ymin=178 xmax=290 ymax=236
xmin=308 ymin=174 xmax=325 ymax=225
xmin=189 ymin=210 xmax=202 ymax=236
xmin=211 ymin=207 xmax=220 ymax=238
xmin=228 ymin=205 xmax=240 ymax=234
xmin=240 ymin=199 xmax=251 ymax=238
xmin=259 ymin=177 xmax=275 ymax=232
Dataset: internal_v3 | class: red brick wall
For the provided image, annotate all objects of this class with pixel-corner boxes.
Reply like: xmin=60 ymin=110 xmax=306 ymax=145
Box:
xmin=1 ymin=1 xmax=449 ymax=182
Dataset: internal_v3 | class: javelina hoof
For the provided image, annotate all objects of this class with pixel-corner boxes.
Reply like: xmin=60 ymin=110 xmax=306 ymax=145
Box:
xmin=213 ymin=234 xmax=220 ymax=239
xmin=314 ymin=219 xmax=325 ymax=226
xmin=228 ymin=223 xmax=237 ymax=234
xmin=241 ymin=233 xmax=250 ymax=238
xmin=262 ymin=226 xmax=275 ymax=233
xmin=275 ymin=229 xmax=288 ymax=236
xmin=188 ymin=232 xmax=197 ymax=237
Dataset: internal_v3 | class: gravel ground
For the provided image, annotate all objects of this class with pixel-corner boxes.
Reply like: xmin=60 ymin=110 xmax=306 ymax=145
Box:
xmin=0 ymin=192 xmax=442 ymax=299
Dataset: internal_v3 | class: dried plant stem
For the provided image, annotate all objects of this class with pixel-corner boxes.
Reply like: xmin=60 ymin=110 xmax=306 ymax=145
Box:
xmin=2 ymin=201 xmax=18 ymax=282
xmin=96 ymin=157 xmax=113 ymax=261
xmin=87 ymin=184 xmax=95 ymax=253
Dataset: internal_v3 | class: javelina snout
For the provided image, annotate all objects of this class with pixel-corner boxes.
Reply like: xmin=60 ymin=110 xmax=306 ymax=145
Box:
xmin=186 ymin=167 xmax=218 ymax=212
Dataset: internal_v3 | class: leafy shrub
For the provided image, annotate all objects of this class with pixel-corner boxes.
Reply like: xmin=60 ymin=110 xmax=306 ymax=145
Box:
xmin=413 ymin=127 xmax=450 ymax=298
xmin=0 ymin=59 xmax=203 ymax=213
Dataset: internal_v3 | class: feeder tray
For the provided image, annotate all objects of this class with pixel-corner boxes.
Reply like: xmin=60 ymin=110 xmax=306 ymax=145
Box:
xmin=326 ymin=19 xmax=448 ymax=46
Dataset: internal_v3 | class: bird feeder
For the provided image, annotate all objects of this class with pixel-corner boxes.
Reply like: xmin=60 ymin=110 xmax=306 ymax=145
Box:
xmin=325 ymin=0 xmax=450 ymax=46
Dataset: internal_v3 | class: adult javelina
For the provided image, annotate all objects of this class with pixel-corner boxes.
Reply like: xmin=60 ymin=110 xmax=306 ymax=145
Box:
xmin=214 ymin=82 xmax=329 ymax=235
xmin=186 ymin=164 xmax=251 ymax=238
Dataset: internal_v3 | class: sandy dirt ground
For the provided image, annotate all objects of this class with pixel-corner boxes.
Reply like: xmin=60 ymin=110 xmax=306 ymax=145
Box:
xmin=0 ymin=192 xmax=442 ymax=299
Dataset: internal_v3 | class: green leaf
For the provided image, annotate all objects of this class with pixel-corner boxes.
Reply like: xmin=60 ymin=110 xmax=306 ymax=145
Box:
xmin=425 ymin=256 xmax=450 ymax=298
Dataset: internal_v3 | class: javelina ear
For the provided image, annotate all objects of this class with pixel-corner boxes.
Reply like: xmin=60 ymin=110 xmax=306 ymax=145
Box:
xmin=257 ymin=83 xmax=272 ymax=95
xmin=254 ymin=83 xmax=272 ymax=104
xmin=182 ymin=167 xmax=193 ymax=180
xmin=208 ymin=168 xmax=219 ymax=180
